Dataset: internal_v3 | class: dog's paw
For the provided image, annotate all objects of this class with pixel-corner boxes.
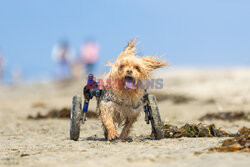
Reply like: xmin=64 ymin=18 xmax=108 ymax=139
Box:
xmin=119 ymin=135 xmax=128 ymax=141
xmin=120 ymin=138 xmax=133 ymax=142
xmin=108 ymin=131 xmax=119 ymax=141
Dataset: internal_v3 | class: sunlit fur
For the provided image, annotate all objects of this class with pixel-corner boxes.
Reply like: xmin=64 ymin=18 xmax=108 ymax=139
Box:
xmin=99 ymin=38 xmax=166 ymax=141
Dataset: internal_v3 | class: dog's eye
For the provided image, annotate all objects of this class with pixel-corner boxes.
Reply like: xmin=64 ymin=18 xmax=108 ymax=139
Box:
xmin=134 ymin=66 xmax=139 ymax=70
xmin=120 ymin=65 xmax=124 ymax=69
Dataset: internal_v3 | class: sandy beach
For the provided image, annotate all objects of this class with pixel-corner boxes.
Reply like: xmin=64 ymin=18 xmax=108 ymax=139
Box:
xmin=0 ymin=68 xmax=250 ymax=167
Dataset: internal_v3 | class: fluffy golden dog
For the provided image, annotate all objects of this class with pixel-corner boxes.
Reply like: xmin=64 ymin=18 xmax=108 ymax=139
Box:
xmin=99 ymin=38 xmax=166 ymax=140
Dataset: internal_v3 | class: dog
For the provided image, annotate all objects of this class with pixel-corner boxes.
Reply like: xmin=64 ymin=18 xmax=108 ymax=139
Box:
xmin=99 ymin=38 xmax=166 ymax=141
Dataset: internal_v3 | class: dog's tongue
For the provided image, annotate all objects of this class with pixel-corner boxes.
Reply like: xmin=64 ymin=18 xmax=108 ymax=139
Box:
xmin=125 ymin=77 xmax=136 ymax=89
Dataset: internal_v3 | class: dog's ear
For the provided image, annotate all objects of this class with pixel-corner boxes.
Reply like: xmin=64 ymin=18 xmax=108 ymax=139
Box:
xmin=118 ymin=38 xmax=137 ymax=59
xmin=142 ymin=56 xmax=167 ymax=71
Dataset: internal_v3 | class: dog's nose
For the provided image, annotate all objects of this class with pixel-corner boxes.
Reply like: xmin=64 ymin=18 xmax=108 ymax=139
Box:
xmin=126 ymin=69 xmax=133 ymax=74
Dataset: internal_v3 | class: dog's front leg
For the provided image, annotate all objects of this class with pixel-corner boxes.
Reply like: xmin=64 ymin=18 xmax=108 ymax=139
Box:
xmin=100 ymin=108 xmax=118 ymax=141
xmin=120 ymin=118 xmax=137 ymax=141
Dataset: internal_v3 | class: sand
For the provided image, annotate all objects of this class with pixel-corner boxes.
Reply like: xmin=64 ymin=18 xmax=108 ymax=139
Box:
xmin=0 ymin=68 xmax=250 ymax=167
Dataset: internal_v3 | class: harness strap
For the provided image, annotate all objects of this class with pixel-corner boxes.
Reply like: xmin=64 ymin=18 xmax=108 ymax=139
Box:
xmin=102 ymin=89 xmax=143 ymax=109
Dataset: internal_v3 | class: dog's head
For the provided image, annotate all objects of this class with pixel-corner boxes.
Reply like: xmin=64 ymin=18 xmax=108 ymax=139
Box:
xmin=108 ymin=38 xmax=166 ymax=90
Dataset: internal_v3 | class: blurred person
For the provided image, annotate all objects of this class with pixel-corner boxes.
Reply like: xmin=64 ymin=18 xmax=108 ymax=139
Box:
xmin=80 ymin=39 xmax=99 ymax=75
xmin=51 ymin=40 xmax=75 ymax=79
xmin=71 ymin=57 xmax=83 ymax=79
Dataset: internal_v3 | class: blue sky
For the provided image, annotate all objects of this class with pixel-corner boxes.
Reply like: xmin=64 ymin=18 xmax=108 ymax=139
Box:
xmin=0 ymin=0 xmax=250 ymax=81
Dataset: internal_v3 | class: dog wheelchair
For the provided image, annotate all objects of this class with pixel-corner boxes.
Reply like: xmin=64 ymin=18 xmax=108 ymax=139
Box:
xmin=70 ymin=74 xmax=164 ymax=141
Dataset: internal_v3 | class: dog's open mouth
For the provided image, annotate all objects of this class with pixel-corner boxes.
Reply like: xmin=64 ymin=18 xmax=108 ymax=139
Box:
xmin=124 ymin=76 xmax=136 ymax=89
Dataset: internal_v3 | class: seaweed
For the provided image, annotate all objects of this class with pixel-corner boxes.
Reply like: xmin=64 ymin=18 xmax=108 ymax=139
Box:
xmin=209 ymin=127 xmax=250 ymax=152
xmin=199 ymin=111 xmax=250 ymax=122
xmin=163 ymin=123 xmax=233 ymax=138
xmin=27 ymin=108 xmax=98 ymax=119
xmin=153 ymin=92 xmax=194 ymax=104
xmin=204 ymin=98 xmax=216 ymax=104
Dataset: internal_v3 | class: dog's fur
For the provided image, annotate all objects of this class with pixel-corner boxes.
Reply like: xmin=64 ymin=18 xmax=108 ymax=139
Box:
xmin=99 ymin=38 xmax=166 ymax=140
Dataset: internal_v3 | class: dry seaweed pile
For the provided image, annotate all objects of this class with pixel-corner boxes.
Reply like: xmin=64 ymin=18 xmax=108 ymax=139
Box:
xmin=28 ymin=108 xmax=98 ymax=119
xmin=199 ymin=111 xmax=250 ymax=122
xmin=154 ymin=92 xmax=194 ymax=104
xmin=163 ymin=123 xmax=233 ymax=138
xmin=210 ymin=127 xmax=250 ymax=152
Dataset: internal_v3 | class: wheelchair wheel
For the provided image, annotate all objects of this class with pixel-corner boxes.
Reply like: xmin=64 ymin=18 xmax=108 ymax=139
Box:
xmin=70 ymin=96 xmax=82 ymax=141
xmin=148 ymin=94 xmax=164 ymax=139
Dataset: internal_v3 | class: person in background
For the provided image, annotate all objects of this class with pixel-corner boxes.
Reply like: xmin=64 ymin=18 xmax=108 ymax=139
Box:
xmin=51 ymin=40 xmax=75 ymax=79
xmin=80 ymin=39 xmax=99 ymax=75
